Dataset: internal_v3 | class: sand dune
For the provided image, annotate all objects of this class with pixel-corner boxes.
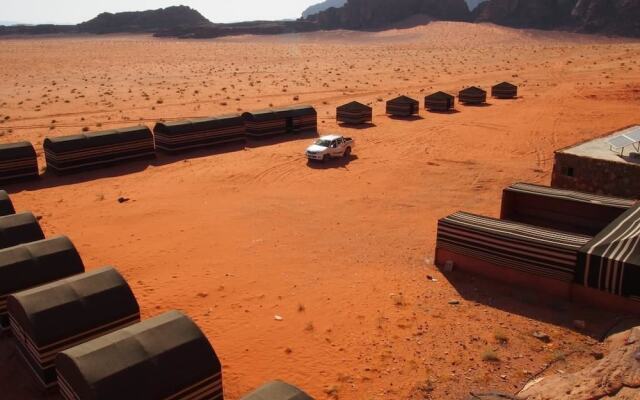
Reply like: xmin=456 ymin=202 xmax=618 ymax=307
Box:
xmin=0 ymin=21 xmax=639 ymax=400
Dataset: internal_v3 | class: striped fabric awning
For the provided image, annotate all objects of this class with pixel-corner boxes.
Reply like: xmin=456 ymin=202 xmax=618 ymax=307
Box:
xmin=437 ymin=212 xmax=592 ymax=282
xmin=506 ymin=183 xmax=635 ymax=208
xmin=577 ymin=203 xmax=640 ymax=300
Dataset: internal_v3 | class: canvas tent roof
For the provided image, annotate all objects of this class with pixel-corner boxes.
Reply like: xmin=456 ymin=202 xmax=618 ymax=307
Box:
xmin=577 ymin=203 xmax=640 ymax=298
xmin=337 ymin=101 xmax=372 ymax=112
xmin=0 ymin=236 xmax=84 ymax=302
xmin=493 ymin=82 xmax=517 ymax=89
xmin=0 ymin=141 xmax=36 ymax=160
xmin=387 ymin=95 xmax=418 ymax=105
xmin=44 ymin=126 xmax=152 ymax=152
xmin=241 ymin=381 xmax=314 ymax=400
xmin=56 ymin=310 xmax=222 ymax=400
xmin=154 ymin=114 xmax=244 ymax=134
xmin=0 ymin=190 xmax=15 ymax=216
xmin=0 ymin=212 xmax=45 ymax=249
xmin=8 ymin=266 xmax=138 ymax=347
xmin=242 ymin=105 xmax=316 ymax=122
xmin=460 ymin=86 xmax=486 ymax=95
xmin=426 ymin=91 xmax=455 ymax=100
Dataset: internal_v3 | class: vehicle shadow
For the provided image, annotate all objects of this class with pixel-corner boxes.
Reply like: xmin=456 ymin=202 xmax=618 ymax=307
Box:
xmin=306 ymin=155 xmax=358 ymax=169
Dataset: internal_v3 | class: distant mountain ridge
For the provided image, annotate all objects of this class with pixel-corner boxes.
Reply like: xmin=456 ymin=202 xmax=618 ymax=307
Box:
xmin=77 ymin=5 xmax=211 ymax=33
xmin=302 ymin=0 xmax=347 ymax=18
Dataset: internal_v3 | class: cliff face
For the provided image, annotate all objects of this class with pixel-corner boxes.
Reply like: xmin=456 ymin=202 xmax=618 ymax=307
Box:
xmin=302 ymin=0 xmax=348 ymax=18
xmin=474 ymin=0 xmax=640 ymax=36
xmin=307 ymin=0 xmax=471 ymax=29
xmin=77 ymin=6 xmax=211 ymax=34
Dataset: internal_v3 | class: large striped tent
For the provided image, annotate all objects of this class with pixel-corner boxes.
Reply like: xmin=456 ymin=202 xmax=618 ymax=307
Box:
xmin=0 ymin=212 xmax=45 ymax=250
xmin=0 ymin=141 xmax=39 ymax=182
xmin=241 ymin=381 xmax=314 ymax=400
xmin=386 ymin=96 xmax=419 ymax=117
xmin=242 ymin=105 xmax=317 ymax=138
xmin=576 ymin=204 xmax=640 ymax=305
xmin=501 ymin=183 xmax=634 ymax=236
xmin=0 ymin=236 xmax=84 ymax=330
xmin=458 ymin=87 xmax=487 ymax=105
xmin=8 ymin=267 xmax=140 ymax=387
xmin=56 ymin=311 xmax=223 ymax=400
xmin=0 ymin=190 xmax=15 ymax=216
xmin=336 ymin=101 xmax=372 ymax=125
xmin=491 ymin=82 xmax=518 ymax=99
xmin=436 ymin=212 xmax=592 ymax=297
xmin=425 ymin=91 xmax=455 ymax=112
xmin=153 ymin=114 xmax=246 ymax=152
xmin=44 ymin=126 xmax=155 ymax=173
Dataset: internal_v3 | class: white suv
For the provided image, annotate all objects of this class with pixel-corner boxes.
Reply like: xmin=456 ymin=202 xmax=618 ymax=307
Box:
xmin=306 ymin=135 xmax=354 ymax=162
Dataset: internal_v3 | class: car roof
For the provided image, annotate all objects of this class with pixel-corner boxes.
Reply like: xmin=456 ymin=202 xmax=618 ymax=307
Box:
xmin=319 ymin=135 xmax=342 ymax=141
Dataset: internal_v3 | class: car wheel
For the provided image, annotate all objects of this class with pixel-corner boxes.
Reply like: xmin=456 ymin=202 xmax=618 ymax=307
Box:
xmin=344 ymin=147 xmax=351 ymax=158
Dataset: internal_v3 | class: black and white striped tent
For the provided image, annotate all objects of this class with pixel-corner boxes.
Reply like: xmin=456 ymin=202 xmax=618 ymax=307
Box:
xmin=242 ymin=106 xmax=317 ymax=138
xmin=577 ymin=203 xmax=640 ymax=302
xmin=153 ymin=114 xmax=246 ymax=152
xmin=0 ymin=236 xmax=84 ymax=330
xmin=458 ymin=87 xmax=487 ymax=105
xmin=0 ymin=190 xmax=15 ymax=216
xmin=44 ymin=126 xmax=155 ymax=173
xmin=56 ymin=310 xmax=223 ymax=400
xmin=491 ymin=82 xmax=518 ymax=99
xmin=241 ymin=381 xmax=314 ymax=400
xmin=386 ymin=96 xmax=419 ymax=117
xmin=0 ymin=141 xmax=39 ymax=182
xmin=0 ymin=212 xmax=45 ymax=250
xmin=425 ymin=91 xmax=455 ymax=112
xmin=436 ymin=212 xmax=592 ymax=286
xmin=501 ymin=182 xmax=634 ymax=236
xmin=8 ymin=267 xmax=140 ymax=387
xmin=336 ymin=101 xmax=372 ymax=125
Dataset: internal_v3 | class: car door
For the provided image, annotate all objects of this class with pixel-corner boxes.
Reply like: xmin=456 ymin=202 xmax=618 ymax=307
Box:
xmin=332 ymin=138 xmax=343 ymax=156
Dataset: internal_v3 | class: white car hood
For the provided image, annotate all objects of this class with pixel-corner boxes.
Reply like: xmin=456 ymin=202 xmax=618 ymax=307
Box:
xmin=306 ymin=144 xmax=328 ymax=152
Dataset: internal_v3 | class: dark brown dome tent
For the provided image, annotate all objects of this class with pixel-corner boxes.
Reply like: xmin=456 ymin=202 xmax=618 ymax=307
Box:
xmin=336 ymin=101 xmax=372 ymax=125
xmin=56 ymin=310 xmax=223 ymax=400
xmin=501 ymin=183 xmax=634 ymax=236
xmin=491 ymin=82 xmax=518 ymax=99
xmin=458 ymin=86 xmax=487 ymax=105
xmin=44 ymin=126 xmax=155 ymax=173
xmin=386 ymin=96 xmax=419 ymax=117
xmin=425 ymin=91 xmax=455 ymax=112
xmin=241 ymin=381 xmax=314 ymax=400
xmin=242 ymin=105 xmax=317 ymax=138
xmin=0 ymin=236 xmax=84 ymax=330
xmin=0 ymin=212 xmax=45 ymax=250
xmin=0 ymin=141 xmax=39 ymax=182
xmin=0 ymin=190 xmax=16 ymax=216
xmin=8 ymin=267 xmax=140 ymax=387
xmin=153 ymin=114 xmax=246 ymax=152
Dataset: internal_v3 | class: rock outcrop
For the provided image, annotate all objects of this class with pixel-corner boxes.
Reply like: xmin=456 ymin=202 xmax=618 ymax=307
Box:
xmin=301 ymin=0 xmax=348 ymax=18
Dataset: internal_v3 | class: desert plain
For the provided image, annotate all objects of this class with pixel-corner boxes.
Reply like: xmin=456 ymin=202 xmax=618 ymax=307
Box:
xmin=0 ymin=21 xmax=639 ymax=399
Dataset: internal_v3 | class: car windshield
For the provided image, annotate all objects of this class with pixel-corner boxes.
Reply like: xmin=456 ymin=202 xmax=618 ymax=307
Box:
xmin=315 ymin=139 xmax=333 ymax=147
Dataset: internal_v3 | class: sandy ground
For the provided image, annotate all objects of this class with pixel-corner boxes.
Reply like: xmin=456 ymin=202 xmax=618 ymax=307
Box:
xmin=0 ymin=22 xmax=639 ymax=399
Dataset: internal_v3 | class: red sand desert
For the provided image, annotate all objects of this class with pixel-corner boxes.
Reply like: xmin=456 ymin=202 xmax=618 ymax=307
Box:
xmin=0 ymin=22 xmax=639 ymax=399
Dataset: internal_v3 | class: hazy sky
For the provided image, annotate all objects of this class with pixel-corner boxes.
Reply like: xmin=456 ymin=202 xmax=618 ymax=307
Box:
xmin=2 ymin=0 xmax=324 ymax=24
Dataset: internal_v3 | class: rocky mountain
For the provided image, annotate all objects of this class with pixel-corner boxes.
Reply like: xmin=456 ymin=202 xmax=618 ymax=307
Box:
xmin=77 ymin=5 xmax=212 ymax=34
xmin=302 ymin=0 xmax=348 ymax=18
xmin=306 ymin=0 xmax=470 ymax=30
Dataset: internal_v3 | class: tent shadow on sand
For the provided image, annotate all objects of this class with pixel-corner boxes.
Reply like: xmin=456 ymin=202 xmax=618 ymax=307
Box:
xmin=461 ymin=102 xmax=493 ymax=108
xmin=440 ymin=269 xmax=626 ymax=341
xmin=426 ymin=109 xmax=461 ymax=115
xmin=387 ymin=115 xmax=424 ymax=121
xmin=246 ymin=130 xmax=319 ymax=148
xmin=338 ymin=122 xmax=376 ymax=129
xmin=306 ymin=154 xmax=358 ymax=169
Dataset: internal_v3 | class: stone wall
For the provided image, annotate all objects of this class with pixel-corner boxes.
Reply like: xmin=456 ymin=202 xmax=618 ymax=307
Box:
xmin=551 ymin=152 xmax=640 ymax=199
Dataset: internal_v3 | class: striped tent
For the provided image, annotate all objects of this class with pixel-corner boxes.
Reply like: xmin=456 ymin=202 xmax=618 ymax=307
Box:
xmin=44 ymin=126 xmax=155 ymax=173
xmin=425 ymin=91 xmax=455 ymax=112
xmin=436 ymin=212 xmax=592 ymax=295
xmin=56 ymin=311 xmax=223 ymax=400
xmin=0 ymin=141 xmax=39 ymax=182
xmin=8 ymin=267 xmax=140 ymax=387
xmin=242 ymin=105 xmax=317 ymax=138
xmin=153 ymin=114 xmax=246 ymax=152
xmin=459 ymin=87 xmax=487 ymax=105
xmin=501 ymin=183 xmax=634 ymax=236
xmin=0 ymin=236 xmax=84 ymax=330
xmin=492 ymin=82 xmax=518 ymax=99
xmin=0 ymin=212 xmax=45 ymax=250
xmin=0 ymin=190 xmax=16 ymax=216
xmin=577 ymin=204 xmax=640 ymax=303
xmin=241 ymin=381 xmax=314 ymax=400
xmin=336 ymin=101 xmax=372 ymax=125
xmin=386 ymin=96 xmax=419 ymax=117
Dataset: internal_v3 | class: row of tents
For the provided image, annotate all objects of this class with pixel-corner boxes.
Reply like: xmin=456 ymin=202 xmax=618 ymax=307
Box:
xmin=435 ymin=182 xmax=640 ymax=315
xmin=0 ymin=190 xmax=315 ymax=399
